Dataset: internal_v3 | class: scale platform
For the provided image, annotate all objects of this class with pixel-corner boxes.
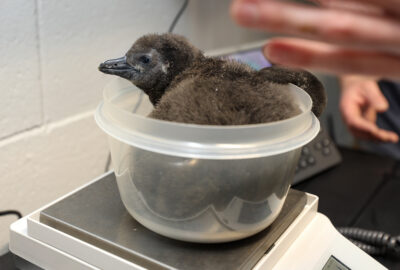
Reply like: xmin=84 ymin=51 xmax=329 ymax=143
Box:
xmin=9 ymin=172 xmax=387 ymax=269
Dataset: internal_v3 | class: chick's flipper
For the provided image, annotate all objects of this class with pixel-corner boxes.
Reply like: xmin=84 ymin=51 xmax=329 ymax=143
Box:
xmin=257 ymin=66 xmax=327 ymax=117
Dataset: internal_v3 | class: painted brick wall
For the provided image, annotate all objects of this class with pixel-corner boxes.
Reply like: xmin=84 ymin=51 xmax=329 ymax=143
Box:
xmin=0 ymin=0 xmax=267 ymax=252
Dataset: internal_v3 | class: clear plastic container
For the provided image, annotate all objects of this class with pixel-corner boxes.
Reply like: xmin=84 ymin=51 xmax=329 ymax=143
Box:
xmin=95 ymin=78 xmax=320 ymax=243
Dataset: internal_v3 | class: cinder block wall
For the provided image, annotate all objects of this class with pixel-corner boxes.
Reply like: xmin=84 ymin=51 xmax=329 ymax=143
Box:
xmin=0 ymin=0 xmax=268 ymax=251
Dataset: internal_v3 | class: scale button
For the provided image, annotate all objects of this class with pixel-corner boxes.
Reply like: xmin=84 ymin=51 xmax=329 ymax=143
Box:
xmin=300 ymin=159 xmax=308 ymax=168
xmin=307 ymin=156 xmax=316 ymax=165
xmin=323 ymin=147 xmax=331 ymax=156
xmin=315 ymin=142 xmax=322 ymax=150
xmin=322 ymin=138 xmax=330 ymax=146
xmin=302 ymin=146 xmax=310 ymax=156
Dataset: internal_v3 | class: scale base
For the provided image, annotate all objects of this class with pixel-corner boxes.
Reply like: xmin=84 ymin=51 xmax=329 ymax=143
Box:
xmin=9 ymin=172 xmax=386 ymax=270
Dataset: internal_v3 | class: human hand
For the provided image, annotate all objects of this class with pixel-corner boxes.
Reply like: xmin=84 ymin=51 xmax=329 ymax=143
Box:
xmin=340 ymin=75 xmax=399 ymax=142
xmin=230 ymin=0 xmax=400 ymax=79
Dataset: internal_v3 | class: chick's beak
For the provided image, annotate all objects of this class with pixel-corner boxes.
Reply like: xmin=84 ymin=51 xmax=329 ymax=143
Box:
xmin=98 ymin=56 xmax=137 ymax=79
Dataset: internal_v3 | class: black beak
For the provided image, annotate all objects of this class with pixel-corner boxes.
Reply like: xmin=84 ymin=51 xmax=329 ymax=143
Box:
xmin=98 ymin=56 xmax=137 ymax=79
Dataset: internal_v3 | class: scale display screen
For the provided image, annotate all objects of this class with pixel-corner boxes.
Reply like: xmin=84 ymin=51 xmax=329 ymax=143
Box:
xmin=322 ymin=256 xmax=351 ymax=270
xmin=220 ymin=48 xmax=271 ymax=71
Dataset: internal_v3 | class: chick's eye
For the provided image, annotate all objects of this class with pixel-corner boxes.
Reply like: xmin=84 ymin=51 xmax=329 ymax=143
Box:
xmin=139 ymin=55 xmax=150 ymax=64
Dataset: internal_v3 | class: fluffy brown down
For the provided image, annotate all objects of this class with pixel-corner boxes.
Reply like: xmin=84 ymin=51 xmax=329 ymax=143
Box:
xmin=106 ymin=33 xmax=327 ymax=125
xmin=150 ymin=55 xmax=325 ymax=125
xmin=150 ymin=60 xmax=302 ymax=125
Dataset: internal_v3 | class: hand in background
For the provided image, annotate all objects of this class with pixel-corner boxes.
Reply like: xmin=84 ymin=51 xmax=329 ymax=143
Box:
xmin=340 ymin=75 xmax=399 ymax=142
xmin=230 ymin=0 xmax=400 ymax=79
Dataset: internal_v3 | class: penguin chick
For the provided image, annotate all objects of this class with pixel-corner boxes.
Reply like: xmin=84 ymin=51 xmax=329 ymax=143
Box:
xmin=99 ymin=33 xmax=326 ymax=125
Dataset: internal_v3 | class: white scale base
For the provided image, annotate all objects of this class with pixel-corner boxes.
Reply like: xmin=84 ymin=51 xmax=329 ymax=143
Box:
xmin=9 ymin=173 xmax=387 ymax=270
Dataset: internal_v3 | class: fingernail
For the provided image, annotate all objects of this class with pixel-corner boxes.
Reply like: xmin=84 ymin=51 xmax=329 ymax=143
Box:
xmin=232 ymin=0 xmax=260 ymax=25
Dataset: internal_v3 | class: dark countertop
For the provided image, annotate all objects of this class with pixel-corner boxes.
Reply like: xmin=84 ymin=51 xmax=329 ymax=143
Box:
xmin=2 ymin=146 xmax=399 ymax=269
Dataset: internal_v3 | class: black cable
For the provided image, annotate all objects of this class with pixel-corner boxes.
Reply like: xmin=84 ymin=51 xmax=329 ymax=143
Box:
xmin=338 ymin=227 xmax=400 ymax=257
xmin=168 ymin=0 xmax=190 ymax=33
xmin=0 ymin=210 xmax=22 ymax=219
xmin=339 ymin=227 xmax=392 ymax=247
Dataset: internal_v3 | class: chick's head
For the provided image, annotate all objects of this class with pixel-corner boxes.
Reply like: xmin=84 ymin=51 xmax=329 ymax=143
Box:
xmin=99 ymin=33 xmax=202 ymax=105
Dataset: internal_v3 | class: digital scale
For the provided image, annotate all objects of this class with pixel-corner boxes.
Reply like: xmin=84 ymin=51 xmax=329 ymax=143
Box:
xmin=9 ymin=172 xmax=386 ymax=270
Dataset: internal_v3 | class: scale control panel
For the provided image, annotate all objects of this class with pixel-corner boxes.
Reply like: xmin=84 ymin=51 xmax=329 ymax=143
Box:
xmin=293 ymin=126 xmax=342 ymax=185
xmin=265 ymin=213 xmax=386 ymax=270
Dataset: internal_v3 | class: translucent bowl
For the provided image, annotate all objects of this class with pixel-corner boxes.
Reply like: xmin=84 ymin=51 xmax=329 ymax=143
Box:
xmin=95 ymin=78 xmax=320 ymax=243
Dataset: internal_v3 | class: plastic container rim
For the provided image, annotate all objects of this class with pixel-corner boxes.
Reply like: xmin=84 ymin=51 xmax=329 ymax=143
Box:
xmin=95 ymin=81 xmax=320 ymax=159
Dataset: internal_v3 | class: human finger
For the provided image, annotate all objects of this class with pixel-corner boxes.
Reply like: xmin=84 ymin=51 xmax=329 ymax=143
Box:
xmin=341 ymin=76 xmax=389 ymax=112
xmin=362 ymin=81 xmax=389 ymax=112
xmin=347 ymin=115 xmax=399 ymax=142
xmin=340 ymin=89 xmax=397 ymax=142
xmin=317 ymin=0 xmax=400 ymax=16
xmin=374 ymin=128 xmax=399 ymax=142
xmin=339 ymin=77 xmax=399 ymax=142
xmin=264 ymin=38 xmax=400 ymax=79
xmin=312 ymin=0 xmax=385 ymax=16
xmin=362 ymin=105 xmax=377 ymax=124
xmin=350 ymin=128 xmax=380 ymax=142
xmin=361 ymin=128 xmax=399 ymax=142
xmin=349 ymin=127 xmax=398 ymax=143
xmin=231 ymin=0 xmax=400 ymax=54
xmin=344 ymin=109 xmax=399 ymax=142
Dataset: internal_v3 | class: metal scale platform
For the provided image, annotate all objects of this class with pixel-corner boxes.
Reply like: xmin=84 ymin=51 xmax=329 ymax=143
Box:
xmin=9 ymin=172 xmax=386 ymax=269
